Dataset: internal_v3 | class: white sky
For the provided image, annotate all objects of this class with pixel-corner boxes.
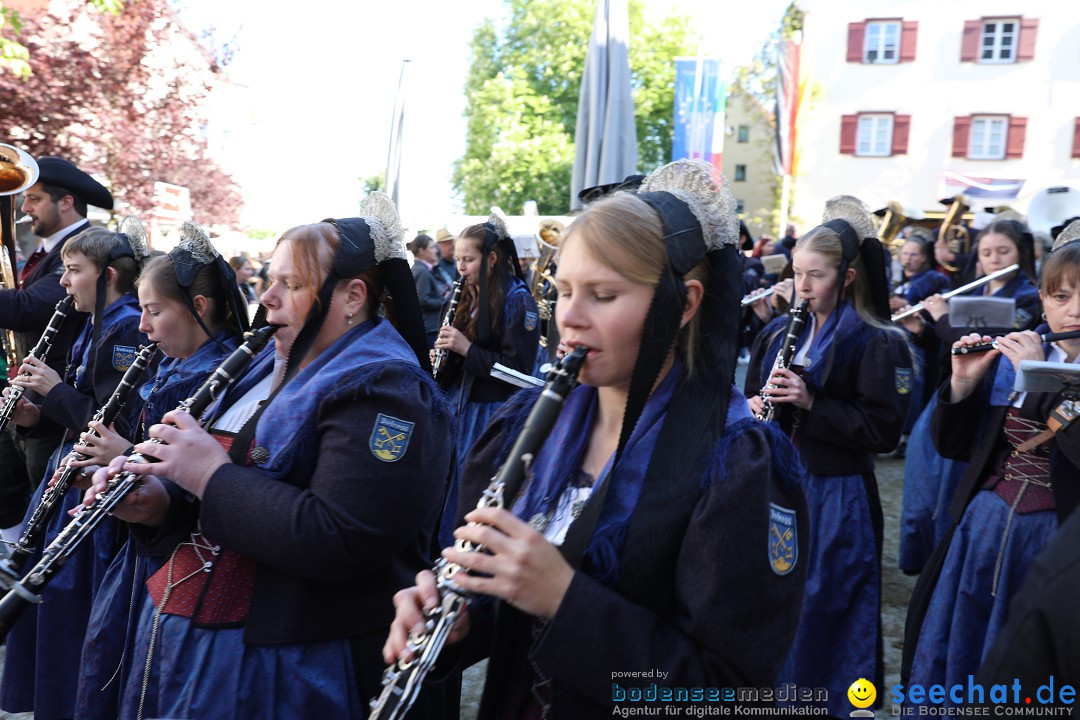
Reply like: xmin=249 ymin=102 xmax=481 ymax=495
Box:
xmin=172 ymin=0 xmax=791 ymax=235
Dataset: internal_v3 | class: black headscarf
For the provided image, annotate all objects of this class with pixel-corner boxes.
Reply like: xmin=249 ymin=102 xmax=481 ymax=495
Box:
xmin=568 ymin=162 xmax=743 ymax=612
xmin=169 ymin=221 xmax=250 ymax=351
xmin=89 ymin=220 xmax=149 ymax=372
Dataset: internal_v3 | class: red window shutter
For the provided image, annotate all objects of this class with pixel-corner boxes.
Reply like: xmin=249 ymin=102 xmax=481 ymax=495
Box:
xmin=1017 ymin=18 xmax=1039 ymax=61
xmin=1006 ymin=116 xmax=1027 ymax=159
xmin=952 ymin=117 xmax=972 ymax=157
xmin=900 ymin=21 xmax=918 ymax=62
xmin=891 ymin=115 xmax=911 ymax=155
xmin=961 ymin=20 xmax=981 ymax=61
xmin=1073 ymin=118 xmax=1080 ymax=159
xmin=840 ymin=115 xmax=858 ymax=154
xmin=847 ymin=22 xmax=866 ymax=63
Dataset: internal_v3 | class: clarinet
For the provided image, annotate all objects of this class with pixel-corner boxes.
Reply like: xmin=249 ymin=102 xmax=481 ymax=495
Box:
xmin=755 ymin=300 xmax=810 ymax=423
xmin=0 ymin=296 xmax=74 ymax=434
xmin=0 ymin=343 xmax=158 ymax=581
xmin=432 ymin=277 xmax=463 ymax=380
xmin=369 ymin=345 xmax=589 ymax=720
xmin=0 ymin=325 xmax=277 ymax=638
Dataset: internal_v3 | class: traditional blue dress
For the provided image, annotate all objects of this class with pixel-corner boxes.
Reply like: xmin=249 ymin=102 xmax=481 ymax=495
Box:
xmin=908 ymin=348 xmax=1063 ymax=705
xmin=114 ymin=319 xmax=451 ymax=720
xmin=75 ymin=330 xmax=242 ymax=720
xmin=899 ymin=272 xmax=1040 ymax=574
xmin=443 ymin=276 xmax=538 ymax=544
xmin=449 ymin=362 xmax=809 ymax=717
xmin=751 ymin=302 xmax=910 ymax=718
xmin=0 ymin=294 xmax=146 ymax=720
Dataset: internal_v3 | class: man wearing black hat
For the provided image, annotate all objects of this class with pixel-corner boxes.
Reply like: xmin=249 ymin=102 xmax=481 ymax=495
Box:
xmin=0 ymin=156 xmax=111 ymax=543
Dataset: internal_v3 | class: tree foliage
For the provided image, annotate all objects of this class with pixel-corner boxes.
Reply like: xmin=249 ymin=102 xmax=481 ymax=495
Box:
xmin=0 ymin=0 xmax=120 ymax=78
xmin=1 ymin=0 xmax=242 ymax=228
xmin=454 ymin=0 xmax=697 ymax=215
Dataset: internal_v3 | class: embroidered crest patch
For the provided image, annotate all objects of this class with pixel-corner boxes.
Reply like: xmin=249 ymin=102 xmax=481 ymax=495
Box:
xmin=768 ymin=503 xmax=798 ymax=576
xmin=895 ymin=367 xmax=912 ymax=395
xmin=112 ymin=345 xmax=136 ymax=371
xmin=1013 ymin=308 xmax=1033 ymax=329
xmin=524 ymin=310 xmax=538 ymax=332
xmin=369 ymin=413 xmax=415 ymax=463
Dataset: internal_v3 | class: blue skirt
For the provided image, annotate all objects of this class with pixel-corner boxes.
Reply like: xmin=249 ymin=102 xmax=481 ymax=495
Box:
xmin=0 ymin=441 xmax=119 ymax=720
xmin=75 ymin=539 xmax=163 ymax=720
xmin=902 ymin=344 xmax=927 ymax=435
xmin=118 ymin=594 xmax=362 ymax=720
xmin=776 ymin=473 xmax=880 ymax=718
xmin=909 ymin=490 xmax=1057 ymax=702
xmin=898 ymin=396 xmax=967 ymax=574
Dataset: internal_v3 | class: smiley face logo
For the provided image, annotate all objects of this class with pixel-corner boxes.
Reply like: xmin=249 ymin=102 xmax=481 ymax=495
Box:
xmin=847 ymin=678 xmax=876 ymax=709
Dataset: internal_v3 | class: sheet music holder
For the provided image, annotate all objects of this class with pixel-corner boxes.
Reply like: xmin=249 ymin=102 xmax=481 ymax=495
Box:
xmin=1015 ymin=359 xmax=1080 ymax=395
xmin=760 ymin=253 xmax=787 ymax=276
xmin=491 ymin=363 xmax=544 ymax=388
xmin=948 ymin=296 xmax=1015 ymax=329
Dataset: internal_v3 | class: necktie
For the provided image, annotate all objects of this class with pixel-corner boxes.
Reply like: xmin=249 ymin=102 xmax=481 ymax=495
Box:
xmin=19 ymin=246 xmax=47 ymax=284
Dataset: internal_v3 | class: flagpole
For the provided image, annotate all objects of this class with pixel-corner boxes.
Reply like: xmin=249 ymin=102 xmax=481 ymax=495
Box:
xmin=778 ymin=173 xmax=791 ymax=240
xmin=385 ymin=59 xmax=411 ymax=207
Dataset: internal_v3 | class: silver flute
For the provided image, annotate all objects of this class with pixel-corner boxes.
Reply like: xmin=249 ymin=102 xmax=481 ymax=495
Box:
xmin=741 ymin=287 xmax=774 ymax=307
xmin=892 ymin=264 xmax=1020 ymax=321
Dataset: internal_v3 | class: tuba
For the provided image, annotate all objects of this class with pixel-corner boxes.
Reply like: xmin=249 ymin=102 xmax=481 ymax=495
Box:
xmin=0 ymin=144 xmax=39 ymax=373
xmin=529 ymin=219 xmax=562 ymax=348
xmin=877 ymin=201 xmax=911 ymax=257
xmin=938 ymin=194 xmax=971 ymax=273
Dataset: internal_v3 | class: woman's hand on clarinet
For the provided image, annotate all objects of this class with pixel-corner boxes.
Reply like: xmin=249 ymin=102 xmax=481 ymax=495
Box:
xmin=434 ymin=326 xmax=471 ymax=357
xmin=384 ymin=570 xmax=471 ymax=665
xmin=76 ymin=455 xmax=170 ymax=526
xmin=10 ymin=354 xmax=62 ymax=396
xmin=131 ymin=410 xmax=230 ymax=500
xmin=1 ymin=388 xmax=40 ymax=427
xmin=949 ymin=333 xmax=1000 ymax=402
xmin=747 ymin=394 xmax=766 ymax=418
xmin=443 ymin=507 xmax=574 ymax=619
xmin=68 ymin=420 xmax=131 ymax=470
xmin=761 ymin=368 xmax=814 ymax=411
xmin=994 ymin=330 xmax=1045 ymax=374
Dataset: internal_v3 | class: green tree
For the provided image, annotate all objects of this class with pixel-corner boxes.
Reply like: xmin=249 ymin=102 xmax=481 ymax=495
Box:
xmin=1 ymin=0 xmax=121 ymax=77
xmin=454 ymin=0 xmax=697 ymax=215
xmin=359 ymin=170 xmax=386 ymax=196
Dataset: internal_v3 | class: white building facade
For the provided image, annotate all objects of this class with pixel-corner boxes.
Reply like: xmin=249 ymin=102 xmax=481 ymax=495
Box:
xmin=793 ymin=0 xmax=1080 ymax=231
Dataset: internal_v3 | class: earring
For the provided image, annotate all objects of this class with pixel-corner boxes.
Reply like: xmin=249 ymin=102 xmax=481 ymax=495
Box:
xmin=346 ymin=313 xmax=354 ymax=325
xmin=1042 ymin=312 xmax=1047 ymax=321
